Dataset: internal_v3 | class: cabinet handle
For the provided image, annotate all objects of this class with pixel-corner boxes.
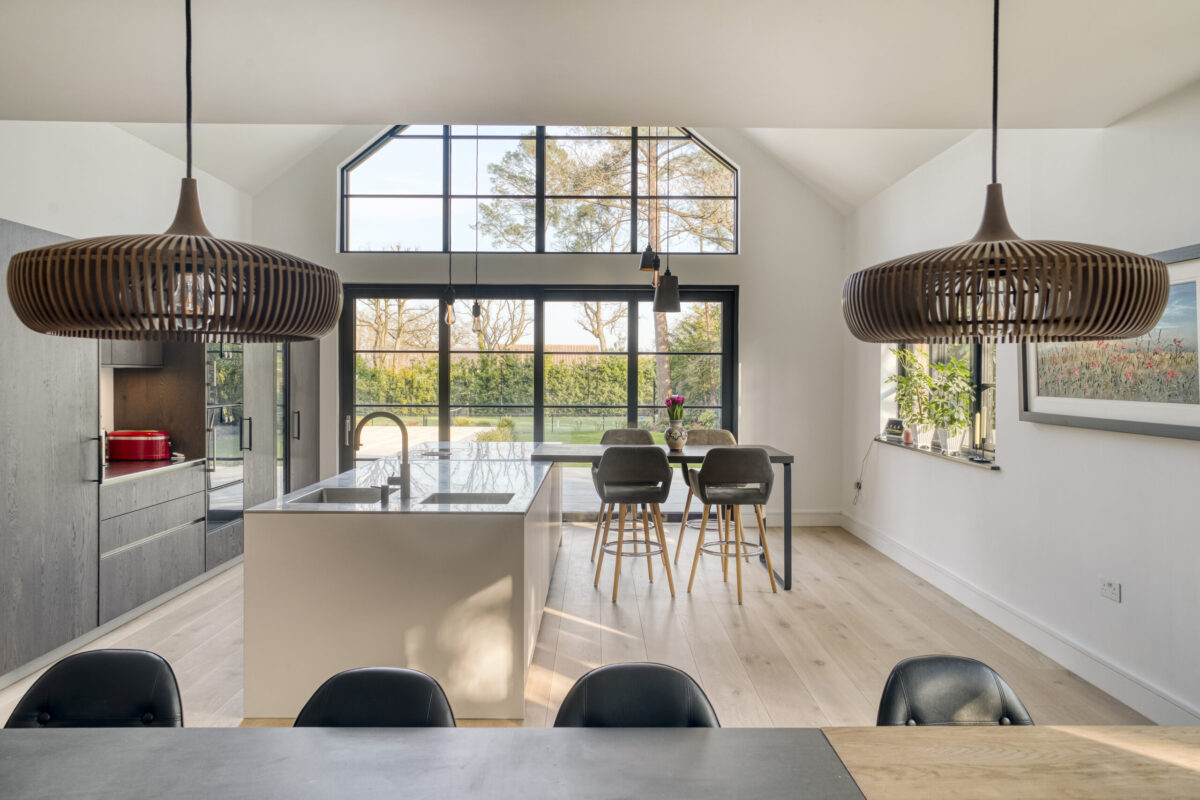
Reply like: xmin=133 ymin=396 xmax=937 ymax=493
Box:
xmin=292 ymin=410 xmax=301 ymax=441
xmin=241 ymin=417 xmax=252 ymax=452
xmin=344 ymin=415 xmax=352 ymax=447
xmin=206 ymin=428 xmax=216 ymax=472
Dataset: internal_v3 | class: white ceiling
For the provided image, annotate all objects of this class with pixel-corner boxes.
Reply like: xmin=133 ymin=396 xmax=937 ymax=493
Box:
xmin=3 ymin=0 xmax=1199 ymax=128
xmin=7 ymin=0 xmax=1199 ymax=209
xmin=114 ymin=123 xmax=342 ymax=194
xmin=743 ymin=129 xmax=973 ymax=212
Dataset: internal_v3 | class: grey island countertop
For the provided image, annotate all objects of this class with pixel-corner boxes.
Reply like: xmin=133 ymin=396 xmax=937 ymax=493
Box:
xmin=248 ymin=441 xmax=552 ymax=515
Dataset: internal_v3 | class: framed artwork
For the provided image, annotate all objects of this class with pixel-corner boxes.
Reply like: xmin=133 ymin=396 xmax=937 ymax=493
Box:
xmin=1019 ymin=244 xmax=1200 ymax=441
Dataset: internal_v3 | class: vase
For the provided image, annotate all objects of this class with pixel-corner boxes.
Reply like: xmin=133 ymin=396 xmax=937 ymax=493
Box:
xmin=664 ymin=419 xmax=687 ymax=451
xmin=915 ymin=426 xmax=935 ymax=450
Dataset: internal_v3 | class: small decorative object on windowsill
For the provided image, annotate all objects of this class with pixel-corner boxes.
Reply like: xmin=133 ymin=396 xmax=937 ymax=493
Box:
xmin=664 ymin=395 xmax=687 ymax=450
xmin=902 ymin=428 xmax=914 ymax=446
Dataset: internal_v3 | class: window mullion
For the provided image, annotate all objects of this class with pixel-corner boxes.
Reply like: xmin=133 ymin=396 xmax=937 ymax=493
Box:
xmin=442 ymin=125 xmax=451 ymax=252
xmin=535 ymin=126 xmax=546 ymax=253
xmin=627 ymin=299 xmax=638 ymax=428
xmin=630 ymin=127 xmax=639 ymax=252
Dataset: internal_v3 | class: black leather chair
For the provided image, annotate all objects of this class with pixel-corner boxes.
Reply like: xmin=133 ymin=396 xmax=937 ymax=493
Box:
xmin=876 ymin=655 xmax=1034 ymax=726
xmin=591 ymin=445 xmax=675 ymax=602
xmin=684 ymin=447 xmax=777 ymax=603
xmin=5 ymin=649 xmax=183 ymax=728
xmin=554 ymin=663 xmax=719 ymax=727
xmin=293 ymin=667 xmax=456 ymax=727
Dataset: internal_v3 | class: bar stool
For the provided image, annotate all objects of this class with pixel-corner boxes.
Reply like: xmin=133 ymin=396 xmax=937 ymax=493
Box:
xmin=590 ymin=428 xmax=654 ymax=562
xmin=686 ymin=447 xmax=777 ymax=604
xmin=672 ymin=428 xmax=736 ymax=564
xmin=592 ymin=446 xmax=675 ymax=602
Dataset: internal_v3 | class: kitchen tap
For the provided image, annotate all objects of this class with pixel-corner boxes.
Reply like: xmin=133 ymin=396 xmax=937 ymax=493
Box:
xmin=352 ymin=412 xmax=410 ymax=499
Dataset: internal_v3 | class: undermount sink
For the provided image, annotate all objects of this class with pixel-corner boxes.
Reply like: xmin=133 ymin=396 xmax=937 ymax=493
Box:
xmin=420 ymin=492 xmax=515 ymax=505
xmin=290 ymin=487 xmax=385 ymax=504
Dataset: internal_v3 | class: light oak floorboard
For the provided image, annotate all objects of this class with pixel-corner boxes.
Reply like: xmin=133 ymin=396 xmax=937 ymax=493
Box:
xmin=0 ymin=526 xmax=1151 ymax=728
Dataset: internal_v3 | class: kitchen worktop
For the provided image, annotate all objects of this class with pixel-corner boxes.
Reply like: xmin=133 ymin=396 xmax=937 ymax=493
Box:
xmin=248 ymin=442 xmax=551 ymax=515
xmin=102 ymin=457 xmax=203 ymax=484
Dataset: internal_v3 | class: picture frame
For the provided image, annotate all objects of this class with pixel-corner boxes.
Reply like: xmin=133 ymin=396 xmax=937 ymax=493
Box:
xmin=1019 ymin=244 xmax=1200 ymax=441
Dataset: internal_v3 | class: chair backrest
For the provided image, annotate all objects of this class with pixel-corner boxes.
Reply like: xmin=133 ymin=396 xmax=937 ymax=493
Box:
xmin=293 ymin=667 xmax=456 ymax=727
xmin=694 ymin=447 xmax=773 ymax=505
xmin=600 ymin=428 xmax=654 ymax=445
xmin=5 ymin=649 xmax=183 ymax=728
xmin=683 ymin=428 xmax=736 ymax=446
xmin=554 ymin=663 xmax=719 ymax=727
xmin=594 ymin=445 xmax=672 ymax=488
xmin=876 ymin=655 xmax=1034 ymax=726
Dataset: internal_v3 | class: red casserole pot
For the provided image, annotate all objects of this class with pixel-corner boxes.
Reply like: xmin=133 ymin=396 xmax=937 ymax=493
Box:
xmin=107 ymin=430 xmax=171 ymax=461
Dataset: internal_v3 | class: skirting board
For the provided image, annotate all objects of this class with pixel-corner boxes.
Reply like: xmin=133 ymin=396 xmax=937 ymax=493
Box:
xmin=0 ymin=557 xmax=243 ymax=693
xmin=840 ymin=513 xmax=1200 ymax=726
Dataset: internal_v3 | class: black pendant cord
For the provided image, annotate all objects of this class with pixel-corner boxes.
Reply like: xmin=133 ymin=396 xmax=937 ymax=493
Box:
xmin=185 ymin=0 xmax=192 ymax=179
xmin=991 ymin=0 xmax=999 ymax=184
xmin=474 ymin=131 xmax=480 ymax=294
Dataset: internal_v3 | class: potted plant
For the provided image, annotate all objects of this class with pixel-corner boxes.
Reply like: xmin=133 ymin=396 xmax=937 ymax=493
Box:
xmin=926 ymin=357 xmax=974 ymax=454
xmin=663 ymin=394 xmax=687 ymax=450
xmin=886 ymin=348 xmax=933 ymax=448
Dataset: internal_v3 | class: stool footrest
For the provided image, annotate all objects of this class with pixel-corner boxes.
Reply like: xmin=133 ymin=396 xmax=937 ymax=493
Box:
xmin=601 ymin=537 xmax=664 ymax=558
xmin=699 ymin=539 xmax=764 ymax=559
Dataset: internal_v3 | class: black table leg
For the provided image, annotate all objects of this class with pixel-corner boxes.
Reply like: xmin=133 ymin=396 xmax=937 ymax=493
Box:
xmin=783 ymin=461 xmax=792 ymax=590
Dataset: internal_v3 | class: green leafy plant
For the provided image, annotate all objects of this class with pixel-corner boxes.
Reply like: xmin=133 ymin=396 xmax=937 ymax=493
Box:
xmin=927 ymin=358 xmax=974 ymax=434
xmin=885 ymin=348 xmax=932 ymax=427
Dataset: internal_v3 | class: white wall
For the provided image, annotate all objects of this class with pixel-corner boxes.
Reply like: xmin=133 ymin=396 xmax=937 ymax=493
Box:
xmin=0 ymin=121 xmax=251 ymax=240
xmin=841 ymin=80 xmax=1200 ymax=724
xmin=252 ymin=126 xmax=847 ymax=523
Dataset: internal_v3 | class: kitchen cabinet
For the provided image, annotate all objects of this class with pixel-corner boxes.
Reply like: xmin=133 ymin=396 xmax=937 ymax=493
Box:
xmin=288 ymin=340 xmax=321 ymax=489
xmin=0 ymin=218 xmax=100 ymax=675
xmin=101 ymin=340 xmax=163 ymax=368
xmin=242 ymin=343 xmax=277 ymax=509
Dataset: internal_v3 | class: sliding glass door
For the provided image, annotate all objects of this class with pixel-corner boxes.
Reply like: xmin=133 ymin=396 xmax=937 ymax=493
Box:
xmin=339 ymin=285 xmax=736 ymax=468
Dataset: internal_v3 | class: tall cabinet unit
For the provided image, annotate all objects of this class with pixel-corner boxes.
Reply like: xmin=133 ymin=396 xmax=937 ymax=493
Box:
xmin=243 ymin=343 xmax=278 ymax=508
xmin=0 ymin=219 xmax=100 ymax=675
xmin=205 ymin=344 xmax=246 ymax=569
xmin=288 ymin=340 xmax=321 ymax=489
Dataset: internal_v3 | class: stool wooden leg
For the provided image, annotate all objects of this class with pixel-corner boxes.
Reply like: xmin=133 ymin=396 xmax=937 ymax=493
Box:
xmin=595 ymin=501 xmax=617 ymax=586
xmin=722 ymin=506 xmax=731 ymax=582
xmin=591 ymin=503 xmax=611 ymax=562
xmin=674 ymin=489 xmax=693 ymax=564
xmin=733 ymin=505 xmax=745 ymax=605
xmin=754 ymin=504 xmax=777 ymax=593
xmin=612 ymin=504 xmax=627 ymax=603
xmin=641 ymin=504 xmax=654 ymax=581
xmin=652 ymin=504 xmax=675 ymax=596
xmin=688 ymin=505 xmax=711 ymax=592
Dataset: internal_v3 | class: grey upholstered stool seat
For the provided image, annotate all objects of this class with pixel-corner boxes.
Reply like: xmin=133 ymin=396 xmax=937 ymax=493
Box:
xmin=673 ymin=429 xmax=738 ymax=557
xmin=554 ymin=663 xmax=719 ymax=727
xmin=294 ymin=667 xmax=456 ymax=727
xmin=592 ymin=445 xmax=675 ymax=602
xmin=589 ymin=428 xmax=655 ymax=562
xmin=5 ymin=649 xmax=184 ymax=728
xmin=876 ymin=655 xmax=1034 ymax=726
xmin=685 ymin=447 xmax=778 ymax=604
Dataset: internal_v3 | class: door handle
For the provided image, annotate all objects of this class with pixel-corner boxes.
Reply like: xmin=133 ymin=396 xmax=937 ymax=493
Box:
xmin=241 ymin=417 xmax=252 ymax=451
xmin=292 ymin=410 xmax=301 ymax=441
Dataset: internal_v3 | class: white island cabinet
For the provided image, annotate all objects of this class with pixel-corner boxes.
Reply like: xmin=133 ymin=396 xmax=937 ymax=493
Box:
xmin=243 ymin=442 xmax=561 ymax=720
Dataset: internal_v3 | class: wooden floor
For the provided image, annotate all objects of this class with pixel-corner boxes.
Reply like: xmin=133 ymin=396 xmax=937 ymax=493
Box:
xmin=0 ymin=524 xmax=1150 ymax=728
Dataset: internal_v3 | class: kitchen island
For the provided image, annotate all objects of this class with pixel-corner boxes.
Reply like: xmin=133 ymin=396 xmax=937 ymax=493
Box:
xmin=243 ymin=442 xmax=561 ymax=720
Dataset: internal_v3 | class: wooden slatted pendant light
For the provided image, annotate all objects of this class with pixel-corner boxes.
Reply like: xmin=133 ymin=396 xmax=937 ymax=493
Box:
xmin=6 ymin=0 xmax=342 ymax=343
xmin=842 ymin=0 xmax=1168 ymax=344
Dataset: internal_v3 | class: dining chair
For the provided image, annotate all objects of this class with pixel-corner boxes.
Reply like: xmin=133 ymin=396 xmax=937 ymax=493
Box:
xmin=590 ymin=427 xmax=655 ymax=563
xmin=672 ymin=428 xmax=737 ymax=564
xmin=876 ymin=655 xmax=1034 ymax=726
xmin=5 ymin=649 xmax=183 ymax=728
xmin=686 ymin=447 xmax=777 ymax=603
xmin=592 ymin=445 xmax=674 ymax=602
xmin=293 ymin=667 xmax=456 ymax=727
xmin=553 ymin=663 xmax=719 ymax=727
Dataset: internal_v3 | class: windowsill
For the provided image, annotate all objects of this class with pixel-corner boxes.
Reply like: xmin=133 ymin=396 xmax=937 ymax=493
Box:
xmin=874 ymin=436 xmax=1000 ymax=471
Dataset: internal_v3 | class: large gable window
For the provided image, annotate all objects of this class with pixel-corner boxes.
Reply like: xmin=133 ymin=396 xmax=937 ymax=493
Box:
xmin=341 ymin=126 xmax=737 ymax=254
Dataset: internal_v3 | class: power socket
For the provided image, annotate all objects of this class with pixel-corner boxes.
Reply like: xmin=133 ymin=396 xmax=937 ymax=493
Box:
xmin=1100 ymin=578 xmax=1122 ymax=603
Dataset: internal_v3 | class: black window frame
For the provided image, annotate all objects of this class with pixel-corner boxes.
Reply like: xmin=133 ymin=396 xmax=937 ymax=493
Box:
xmin=339 ymin=125 xmax=739 ymax=255
xmin=339 ymin=283 xmax=738 ymax=470
xmin=894 ymin=342 xmax=996 ymax=457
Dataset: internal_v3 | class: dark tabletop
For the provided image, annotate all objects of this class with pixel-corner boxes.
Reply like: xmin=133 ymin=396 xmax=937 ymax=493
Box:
xmin=531 ymin=443 xmax=795 ymax=464
xmin=0 ymin=727 xmax=861 ymax=800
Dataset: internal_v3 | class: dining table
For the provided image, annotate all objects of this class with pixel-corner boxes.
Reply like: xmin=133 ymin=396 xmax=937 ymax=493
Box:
xmin=531 ymin=442 xmax=796 ymax=589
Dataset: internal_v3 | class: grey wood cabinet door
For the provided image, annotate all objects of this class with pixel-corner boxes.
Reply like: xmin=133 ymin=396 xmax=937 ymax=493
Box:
xmin=242 ymin=344 xmax=277 ymax=509
xmin=288 ymin=341 xmax=320 ymax=489
xmin=0 ymin=218 xmax=100 ymax=674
